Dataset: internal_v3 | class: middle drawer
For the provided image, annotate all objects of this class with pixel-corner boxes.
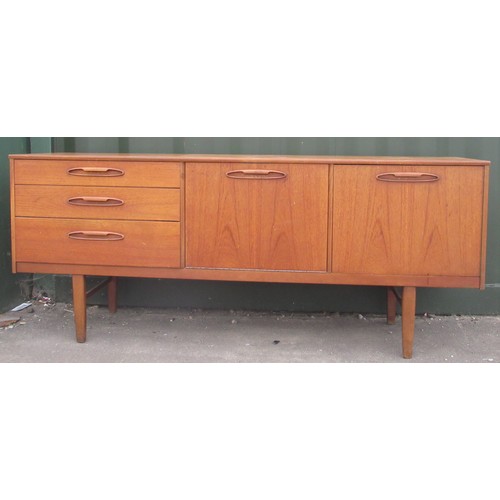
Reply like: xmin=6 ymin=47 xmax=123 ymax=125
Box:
xmin=15 ymin=185 xmax=180 ymax=221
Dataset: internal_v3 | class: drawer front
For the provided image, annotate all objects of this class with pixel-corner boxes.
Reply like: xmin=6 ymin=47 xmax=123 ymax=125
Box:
xmin=14 ymin=160 xmax=181 ymax=188
xmin=15 ymin=218 xmax=180 ymax=268
xmin=15 ymin=185 xmax=180 ymax=221
xmin=332 ymin=165 xmax=485 ymax=276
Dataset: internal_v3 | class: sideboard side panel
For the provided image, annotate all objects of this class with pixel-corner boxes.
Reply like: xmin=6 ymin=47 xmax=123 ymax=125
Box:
xmin=480 ymin=164 xmax=490 ymax=289
xmin=9 ymin=159 xmax=17 ymax=273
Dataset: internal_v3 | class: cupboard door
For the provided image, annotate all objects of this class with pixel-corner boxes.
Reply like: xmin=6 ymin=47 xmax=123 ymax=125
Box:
xmin=186 ymin=163 xmax=329 ymax=271
xmin=332 ymin=165 xmax=485 ymax=277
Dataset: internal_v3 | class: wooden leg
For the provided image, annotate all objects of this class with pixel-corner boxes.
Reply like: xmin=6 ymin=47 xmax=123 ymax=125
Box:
xmin=401 ymin=286 xmax=416 ymax=359
xmin=72 ymin=274 xmax=87 ymax=343
xmin=387 ymin=287 xmax=397 ymax=325
xmin=108 ymin=277 xmax=117 ymax=314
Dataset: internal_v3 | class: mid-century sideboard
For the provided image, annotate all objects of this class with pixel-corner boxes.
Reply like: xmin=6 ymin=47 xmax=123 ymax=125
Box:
xmin=9 ymin=153 xmax=490 ymax=358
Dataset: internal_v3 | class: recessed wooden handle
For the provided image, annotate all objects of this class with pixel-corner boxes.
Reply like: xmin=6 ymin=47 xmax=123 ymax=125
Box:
xmin=67 ymin=167 xmax=125 ymax=177
xmin=67 ymin=196 xmax=124 ymax=207
xmin=226 ymin=169 xmax=287 ymax=180
xmin=376 ymin=172 xmax=440 ymax=183
xmin=68 ymin=231 xmax=124 ymax=241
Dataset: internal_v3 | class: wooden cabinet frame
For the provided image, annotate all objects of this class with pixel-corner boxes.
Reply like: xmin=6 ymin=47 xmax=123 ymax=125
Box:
xmin=9 ymin=154 xmax=490 ymax=359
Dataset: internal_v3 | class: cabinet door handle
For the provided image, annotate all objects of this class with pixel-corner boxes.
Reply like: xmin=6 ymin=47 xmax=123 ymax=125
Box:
xmin=226 ymin=169 xmax=287 ymax=180
xmin=68 ymin=231 xmax=124 ymax=241
xmin=67 ymin=196 xmax=124 ymax=207
xmin=376 ymin=172 xmax=440 ymax=183
xmin=67 ymin=167 xmax=125 ymax=177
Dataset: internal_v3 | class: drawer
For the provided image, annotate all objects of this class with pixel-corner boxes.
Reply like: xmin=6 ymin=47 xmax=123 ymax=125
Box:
xmin=15 ymin=185 xmax=180 ymax=221
xmin=14 ymin=159 xmax=181 ymax=188
xmin=15 ymin=218 xmax=180 ymax=268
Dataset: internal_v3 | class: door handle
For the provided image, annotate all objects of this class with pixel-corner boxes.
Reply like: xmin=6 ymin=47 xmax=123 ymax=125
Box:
xmin=67 ymin=167 xmax=125 ymax=177
xmin=68 ymin=231 xmax=125 ymax=241
xmin=376 ymin=172 xmax=439 ymax=183
xmin=67 ymin=196 xmax=124 ymax=207
xmin=226 ymin=169 xmax=287 ymax=180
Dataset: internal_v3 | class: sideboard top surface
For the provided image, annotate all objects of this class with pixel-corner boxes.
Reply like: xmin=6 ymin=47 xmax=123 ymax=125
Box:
xmin=9 ymin=153 xmax=490 ymax=166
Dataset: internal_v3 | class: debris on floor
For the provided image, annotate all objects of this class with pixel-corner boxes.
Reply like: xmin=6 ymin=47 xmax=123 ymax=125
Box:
xmin=0 ymin=303 xmax=498 ymax=362
xmin=10 ymin=302 xmax=33 ymax=312
xmin=32 ymin=290 xmax=55 ymax=307
xmin=0 ymin=314 xmax=21 ymax=329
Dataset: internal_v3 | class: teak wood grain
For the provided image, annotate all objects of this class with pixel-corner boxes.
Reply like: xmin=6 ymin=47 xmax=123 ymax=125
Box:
xmin=72 ymin=275 xmax=87 ymax=342
xmin=9 ymin=159 xmax=17 ymax=271
xmin=14 ymin=159 xmax=181 ymax=187
xmin=15 ymin=218 xmax=180 ymax=268
xmin=10 ymin=153 xmax=490 ymax=166
xmin=15 ymin=262 xmax=480 ymax=288
xmin=387 ymin=287 xmax=398 ymax=325
xmin=480 ymin=164 xmax=490 ymax=289
xmin=185 ymin=163 xmax=329 ymax=271
xmin=8 ymin=154 xmax=491 ymax=358
xmin=402 ymin=287 xmax=417 ymax=358
xmin=332 ymin=165 xmax=484 ymax=277
xmin=15 ymin=185 xmax=180 ymax=221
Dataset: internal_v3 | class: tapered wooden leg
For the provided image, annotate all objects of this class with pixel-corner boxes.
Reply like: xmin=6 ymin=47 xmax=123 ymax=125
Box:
xmin=107 ymin=277 xmax=117 ymax=314
xmin=72 ymin=275 xmax=87 ymax=343
xmin=387 ymin=287 xmax=397 ymax=325
xmin=401 ymin=286 xmax=416 ymax=359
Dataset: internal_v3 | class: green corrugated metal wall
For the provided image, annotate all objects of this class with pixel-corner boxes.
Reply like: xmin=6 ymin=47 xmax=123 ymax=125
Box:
xmin=2 ymin=138 xmax=498 ymax=314
xmin=0 ymin=138 xmax=30 ymax=310
xmin=51 ymin=137 xmax=500 ymax=315
xmin=1 ymin=138 xmax=53 ymax=311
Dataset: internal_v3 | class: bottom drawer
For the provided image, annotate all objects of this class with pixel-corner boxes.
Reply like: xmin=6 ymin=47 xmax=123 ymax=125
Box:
xmin=15 ymin=218 xmax=180 ymax=268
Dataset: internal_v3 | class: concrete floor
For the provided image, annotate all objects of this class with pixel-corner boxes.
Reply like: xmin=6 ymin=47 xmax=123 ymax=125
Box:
xmin=0 ymin=302 xmax=499 ymax=362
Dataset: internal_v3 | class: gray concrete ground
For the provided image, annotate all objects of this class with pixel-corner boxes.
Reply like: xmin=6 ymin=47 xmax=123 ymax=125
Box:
xmin=0 ymin=302 xmax=499 ymax=362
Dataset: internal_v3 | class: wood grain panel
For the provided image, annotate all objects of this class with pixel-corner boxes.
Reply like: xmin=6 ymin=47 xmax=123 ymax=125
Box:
xmin=185 ymin=163 xmax=329 ymax=271
xmin=332 ymin=165 xmax=484 ymax=277
xmin=15 ymin=185 xmax=180 ymax=221
xmin=480 ymin=164 xmax=490 ymax=289
xmin=9 ymin=153 xmax=491 ymax=166
xmin=15 ymin=218 xmax=180 ymax=268
xmin=10 ymin=159 xmax=16 ymax=272
xmin=15 ymin=262 xmax=481 ymax=288
xmin=14 ymin=160 xmax=181 ymax=187
xmin=72 ymin=275 xmax=87 ymax=342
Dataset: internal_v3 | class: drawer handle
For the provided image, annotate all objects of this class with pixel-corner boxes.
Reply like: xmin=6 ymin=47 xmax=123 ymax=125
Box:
xmin=226 ymin=169 xmax=287 ymax=180
xmin=376 ymin=172 xmax=440 ymax=183
xmin=67 ymin=196 xmax=124 ymax=207
xmin=67 ymin=167 xmax=125 ymax=177
xmin=68 ymin=231 xmax=124 ymax=241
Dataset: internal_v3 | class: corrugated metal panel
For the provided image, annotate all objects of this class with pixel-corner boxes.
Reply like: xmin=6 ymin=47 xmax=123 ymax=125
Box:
xmin=51 ymin=137 xmax=499 ymax=314
xmin=0 ymin=137 xmax=30 ymax=310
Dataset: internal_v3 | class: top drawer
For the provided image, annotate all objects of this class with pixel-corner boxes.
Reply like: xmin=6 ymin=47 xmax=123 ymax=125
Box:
xmin=13 ymin=159 xmax=181 ymax=188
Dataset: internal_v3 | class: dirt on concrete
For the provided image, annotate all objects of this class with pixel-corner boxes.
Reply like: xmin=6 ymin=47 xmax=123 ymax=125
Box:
xmin=0 ymin=302 xmax=499 ymax=362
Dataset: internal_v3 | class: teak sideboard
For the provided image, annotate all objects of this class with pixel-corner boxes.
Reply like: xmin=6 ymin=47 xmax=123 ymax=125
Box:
xmin=9 ymin=153 xmax=490 ymax=358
